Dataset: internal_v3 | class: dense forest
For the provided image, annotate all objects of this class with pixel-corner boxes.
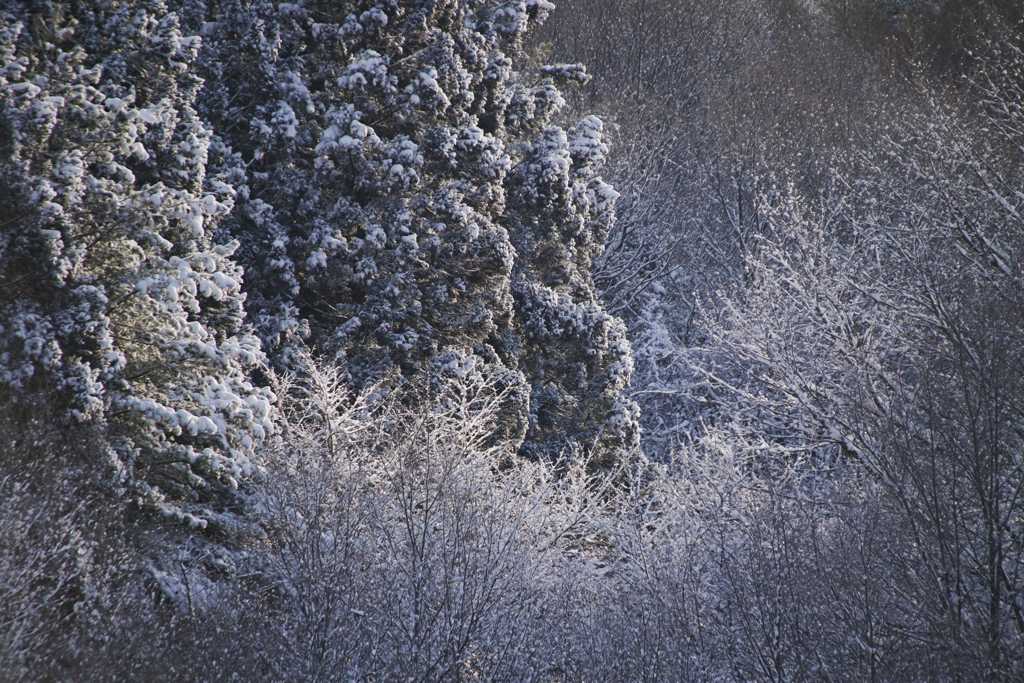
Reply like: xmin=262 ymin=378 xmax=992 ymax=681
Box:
xmin=1 ymin=0 xmax=1022 ymax=680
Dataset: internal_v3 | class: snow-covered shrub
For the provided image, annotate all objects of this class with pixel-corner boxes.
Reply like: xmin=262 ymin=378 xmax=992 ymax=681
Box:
xmin=248 ymin=352 xmax=612 ymax=681
xmin=0 ymin=387 xmax=247 ymax=683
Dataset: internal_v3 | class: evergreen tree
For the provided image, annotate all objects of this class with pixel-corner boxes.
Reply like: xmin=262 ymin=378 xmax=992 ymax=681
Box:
xmin=191 ymin=0 xmax=639 ymax=464
xmin=0 ymin=1 xmax=272 ymax=532
xmin=505 ymin=114 xmax=639 ymax=465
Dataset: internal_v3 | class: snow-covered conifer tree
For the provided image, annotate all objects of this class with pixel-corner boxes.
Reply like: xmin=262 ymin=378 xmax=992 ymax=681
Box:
xmin=190 ymin=0 xmax=639 ymax=465
xmin=505 ymin=113 xmax=639 ymax=465
xmin=0 ymin=1 xmax=272 ymax=531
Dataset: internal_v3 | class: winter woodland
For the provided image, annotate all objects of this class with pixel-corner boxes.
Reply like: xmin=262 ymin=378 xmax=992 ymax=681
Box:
xmin=2 ymin=0 xmax=1023 ymax=680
